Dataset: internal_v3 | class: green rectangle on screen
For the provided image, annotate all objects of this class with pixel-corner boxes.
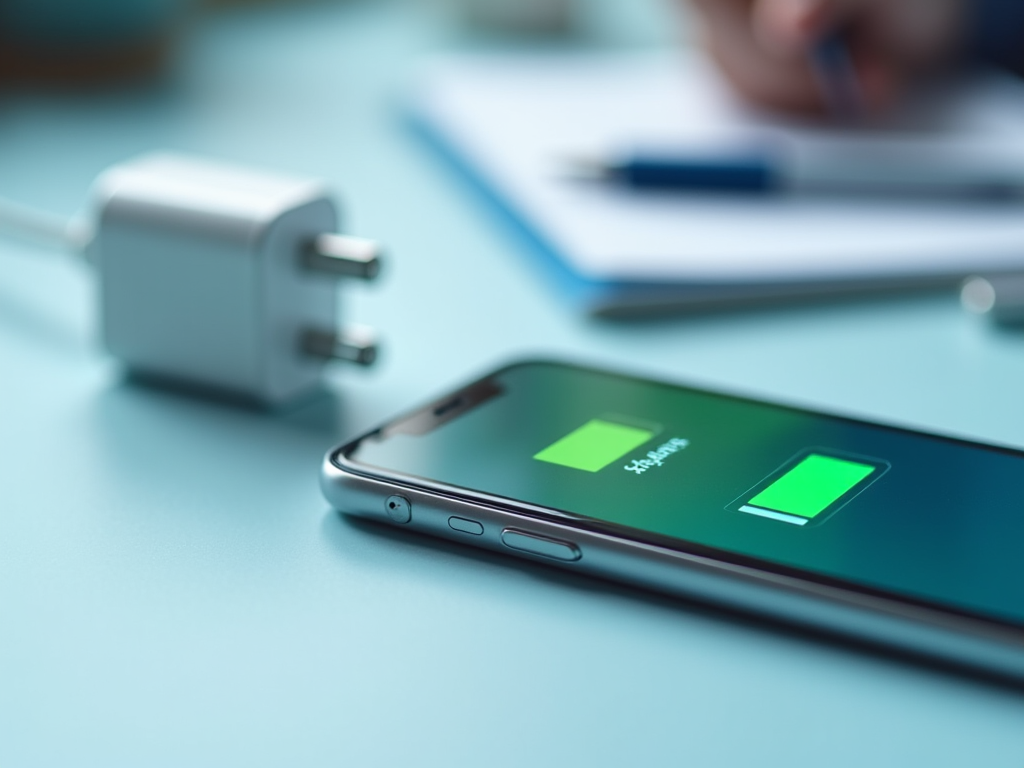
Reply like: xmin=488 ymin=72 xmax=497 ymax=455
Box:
xmin=748 ymin=453 xmax=876 ymax=520
xmin=534 ymin=419 xmax=654 ymax=472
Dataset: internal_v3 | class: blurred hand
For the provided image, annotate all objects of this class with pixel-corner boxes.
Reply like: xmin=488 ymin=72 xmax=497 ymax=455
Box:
xmin=688 ymin=0 xmax=967 ymax=114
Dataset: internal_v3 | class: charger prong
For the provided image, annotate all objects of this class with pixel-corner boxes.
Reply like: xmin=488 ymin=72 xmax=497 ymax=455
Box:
xmin=302 ymin=325 xmax=378 ymax=366
xmin=305 ymin=233 xmax=382 ymax=280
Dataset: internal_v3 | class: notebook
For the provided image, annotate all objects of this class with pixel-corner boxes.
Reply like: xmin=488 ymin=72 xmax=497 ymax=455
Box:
xmin=409 ymin=52 xmax=1024 ymax=316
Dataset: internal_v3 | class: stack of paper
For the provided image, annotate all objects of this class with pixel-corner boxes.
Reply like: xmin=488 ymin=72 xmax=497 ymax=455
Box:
xmin=409 ymin=53 xmax=1024 ymax=316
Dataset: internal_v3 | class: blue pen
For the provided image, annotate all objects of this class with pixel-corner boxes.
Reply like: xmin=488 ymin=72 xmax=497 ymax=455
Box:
xmin=562 ymin=149 xmax=1024 ymax=198
xmin=564 ymin=33 xmax=1024 ymax=198
xmin=812 ymin=31 xmax=864 ymax=120
xmin=565 ymin=153 xmax=781 ymax=193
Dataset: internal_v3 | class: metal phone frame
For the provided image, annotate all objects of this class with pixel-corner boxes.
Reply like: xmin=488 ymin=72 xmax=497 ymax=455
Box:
xmin=322 ymin=449 xmax=1024 ymax=683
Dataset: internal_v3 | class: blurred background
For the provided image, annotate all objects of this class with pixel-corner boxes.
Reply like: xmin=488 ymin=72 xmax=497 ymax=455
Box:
xmin=0 ymin=0 xmax=683 ymax=85
xmin=2 ymin=3 xmax=1024 ymax=766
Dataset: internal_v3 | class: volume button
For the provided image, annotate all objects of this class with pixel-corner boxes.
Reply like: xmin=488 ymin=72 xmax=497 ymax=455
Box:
xmin=448 ymin=516 xmax=484 ymax=535
xmin=500 ymin=529 xmax=581 ymax=562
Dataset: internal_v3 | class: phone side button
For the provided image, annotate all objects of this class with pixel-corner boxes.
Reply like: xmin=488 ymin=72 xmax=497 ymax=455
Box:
xmin=500 ymin=529 xmax=581 ymax=562
xmin=448 ymin=516 xmax=484 ymax=535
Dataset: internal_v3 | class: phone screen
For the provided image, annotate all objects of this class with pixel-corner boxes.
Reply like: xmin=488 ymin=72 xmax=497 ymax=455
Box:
xmin=346 ymin=362 xmax=1024 ymax=627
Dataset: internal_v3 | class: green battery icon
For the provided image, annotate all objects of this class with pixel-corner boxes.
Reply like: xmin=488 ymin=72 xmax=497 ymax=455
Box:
xmin=534 ymin=418 xmax=655 ymax=472
xmin=736 ymin=451 xmax=886 ymax=526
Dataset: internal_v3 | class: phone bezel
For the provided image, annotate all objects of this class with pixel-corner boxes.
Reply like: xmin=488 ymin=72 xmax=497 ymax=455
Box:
xmin=333 ymin=359 xmax=1024 ymax=638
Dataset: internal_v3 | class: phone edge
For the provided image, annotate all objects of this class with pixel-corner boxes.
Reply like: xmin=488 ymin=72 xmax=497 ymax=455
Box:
xmin=320 ymin=451 xmax=1024 ymax=684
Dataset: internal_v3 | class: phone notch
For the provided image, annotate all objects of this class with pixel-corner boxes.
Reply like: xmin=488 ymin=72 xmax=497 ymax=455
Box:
xmin=384 ymin=378 xmax=504 ymax=436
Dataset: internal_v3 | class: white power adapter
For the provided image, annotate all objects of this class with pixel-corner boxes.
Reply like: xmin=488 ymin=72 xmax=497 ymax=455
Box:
xmin=2 ymin=152 xmax=382 ymax=406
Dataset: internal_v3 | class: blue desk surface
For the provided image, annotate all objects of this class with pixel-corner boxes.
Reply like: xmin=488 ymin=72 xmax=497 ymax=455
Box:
xmin=1 ymin=1 xmax=1022 ymax=765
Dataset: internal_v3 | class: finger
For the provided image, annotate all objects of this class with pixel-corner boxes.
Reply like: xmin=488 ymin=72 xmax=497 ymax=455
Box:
xmin=689 ymin=0 xmax=756 ymax=35
xmin=753 ymin=0 xmax=836 ymax=54
xmin=850 ymin=44 xmax=905 ymax=111
xmin=691 ymin=0 xmax=833 ymax=114
xmin=704 ymin=36 xmax=829 ymax=113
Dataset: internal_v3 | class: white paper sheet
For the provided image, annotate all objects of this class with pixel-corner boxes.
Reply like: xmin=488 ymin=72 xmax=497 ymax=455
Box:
xmin=412 ymin=53 xmax=1024 ymax=290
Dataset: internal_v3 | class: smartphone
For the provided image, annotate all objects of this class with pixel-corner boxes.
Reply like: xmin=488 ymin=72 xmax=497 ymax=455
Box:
xmin=321 ymin=360 xmax=1024 ymax=680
